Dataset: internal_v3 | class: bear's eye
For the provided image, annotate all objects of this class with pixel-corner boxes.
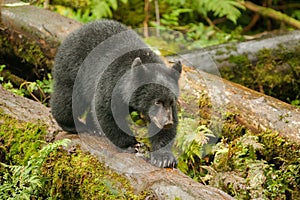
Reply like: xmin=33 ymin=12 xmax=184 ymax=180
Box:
xmin=155 ymin=100 xmax=163 ymax=106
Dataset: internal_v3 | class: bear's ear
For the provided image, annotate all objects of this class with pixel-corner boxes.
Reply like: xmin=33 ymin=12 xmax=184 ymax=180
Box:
xmin=171 ymin=60 xmax=182 ymax=74
xmin=131 ymin=57 xmax=142 ymax=68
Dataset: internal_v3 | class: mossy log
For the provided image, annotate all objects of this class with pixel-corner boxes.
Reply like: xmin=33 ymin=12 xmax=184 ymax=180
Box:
xmin=0 ymin=85 xmax=234 ymax=199
xmin=180 ymin=66 xmax=300 ymax=144
xmin=168 ymin=30 xmax=300 ymax=73
xmin=2 ymin=0 xmax=300 ymax=78
xmin=0 ymin=0 xmax=82 ymax=78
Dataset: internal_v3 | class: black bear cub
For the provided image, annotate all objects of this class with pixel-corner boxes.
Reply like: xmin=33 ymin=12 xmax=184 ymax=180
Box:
xmin=51 ymin=20 xmax=182 ymax=168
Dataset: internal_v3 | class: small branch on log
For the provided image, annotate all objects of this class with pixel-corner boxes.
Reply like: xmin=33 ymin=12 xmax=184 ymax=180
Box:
xmin=239 ymin=1 xmax=300 ymax=29
xmin=205 ymin=16 xmax=221 ymax=32
xmin=212 ymin=17 xmax=227 ymax=25
xmin=0 ymin=69 xmax=25 ymax=86
xmin=243 ymin=13 xmax=260 ymax=33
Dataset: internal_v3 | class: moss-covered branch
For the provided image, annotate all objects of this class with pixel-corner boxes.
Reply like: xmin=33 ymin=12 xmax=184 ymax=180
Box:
xmin=240 ymin=1 xmax=300 ymax=29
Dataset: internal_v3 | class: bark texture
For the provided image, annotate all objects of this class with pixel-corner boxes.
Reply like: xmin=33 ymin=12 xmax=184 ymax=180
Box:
xmin=180 ymin=66 xmax=300 ymax=143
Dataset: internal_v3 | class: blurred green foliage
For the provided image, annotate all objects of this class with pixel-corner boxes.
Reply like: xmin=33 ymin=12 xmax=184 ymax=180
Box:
xmin=46 ymin=0 xmax=300 ymax=49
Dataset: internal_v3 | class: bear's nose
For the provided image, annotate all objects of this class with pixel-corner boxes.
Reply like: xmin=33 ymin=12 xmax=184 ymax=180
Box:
xmin=163 ymin=120 xmax=173 ymax=129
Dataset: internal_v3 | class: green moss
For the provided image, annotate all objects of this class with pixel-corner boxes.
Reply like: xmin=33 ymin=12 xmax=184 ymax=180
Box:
xmin=214 ymin=110 xmax=300 ymax=165
xmin=198 ymin=92 xmax=212 ymax=125
xmin=224 ymin=44 xmax=237 ymax=52
xmin=195 ymin=101 xmax=300 ymax=198
xmin=0 ymin=111 xmax=46 ymax=165
xmin=198 ymin=91 xmax=300 ymax=165
xmin=41 ymin=149 xmax=149 ymax=200
xmin=0 ymin=30 xmax=53 ymax=79
xmin=220 ymin=45 xmax=300 ymax=104
xmin=215 ymin=49 xmax=226 ymax=56
xmin=0 ymin=110 xmax=150 ymax=199
xmin=256 ymin=130 xmax=300 ymax=165
xmin=210 ymin=107 xmax=300 ymax=159
xmin=198 ymin=93 xmax=246 ymax=141
xmin=220 ymin=112 xmax=247 ymax=141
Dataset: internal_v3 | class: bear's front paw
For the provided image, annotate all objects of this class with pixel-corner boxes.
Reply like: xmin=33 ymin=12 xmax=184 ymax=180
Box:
xmin=150 ymin=151 xmax=177 ymax=168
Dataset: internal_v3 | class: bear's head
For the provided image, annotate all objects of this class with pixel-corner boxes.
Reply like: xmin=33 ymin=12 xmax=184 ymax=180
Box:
xmin=121 ymin=57 xmax=182 ymax=131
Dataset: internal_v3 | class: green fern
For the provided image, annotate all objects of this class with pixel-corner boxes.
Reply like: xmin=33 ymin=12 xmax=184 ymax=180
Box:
xmin=175 ymin=117 xmax=214 ymax=175
xmin=91 ymin=0 xmax=128 ymax=19
xmin=0 ymin=139 xmax=70 ymax=199
xmin=55 ymin=0 xmax=128 ymax=23
xmin=195 ymin=0 xmax=245 ymax=24
xmin=161 ymin=8 xmax=192 ymax=26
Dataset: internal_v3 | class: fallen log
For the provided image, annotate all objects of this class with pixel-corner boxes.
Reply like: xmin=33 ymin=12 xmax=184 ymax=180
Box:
xmin=0 ymin=0 xmax=82 ymax=78
xmin=180 ymin=66 xmax=300 ymax=143
xmin=2 ymin=0 xmax=300 ymax=78
xmin=168 ymin=30 xmax=300 ymax=73
xmin=0 ymin=85 xmax=234 ymax=199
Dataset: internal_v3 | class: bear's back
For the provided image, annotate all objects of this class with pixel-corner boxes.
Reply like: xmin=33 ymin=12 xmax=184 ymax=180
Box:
xmin=53 ymin=20 xmax=129 ymax=82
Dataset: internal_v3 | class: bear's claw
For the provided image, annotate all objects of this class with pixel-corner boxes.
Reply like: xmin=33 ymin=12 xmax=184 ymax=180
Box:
xmin=150 ymin=151 xmax=177 ymax=168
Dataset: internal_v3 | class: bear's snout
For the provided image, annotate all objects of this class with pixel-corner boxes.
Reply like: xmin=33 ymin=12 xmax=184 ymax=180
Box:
xmin=163 ymin=120 xmax=173 ymax=129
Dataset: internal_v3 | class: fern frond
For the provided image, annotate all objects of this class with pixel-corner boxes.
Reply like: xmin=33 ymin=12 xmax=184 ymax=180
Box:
xmin=195 ymin=0 xmax=245 ymax=24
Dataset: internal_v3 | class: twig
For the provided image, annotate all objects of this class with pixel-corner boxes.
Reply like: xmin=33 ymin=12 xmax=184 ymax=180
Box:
xmin=154 ymin=0 xmax=160 ymax=37
xmin=243 ymin=13 xmax=260 ymax=33
xmin=239 ymin=1 xmax=300 ymax=29
xmin=205 ymin=17 xmax=221 ymax=32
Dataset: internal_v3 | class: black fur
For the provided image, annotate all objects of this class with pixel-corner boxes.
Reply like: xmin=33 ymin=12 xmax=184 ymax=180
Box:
xmin=51 ymin=20 xmax=182 ymax=168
